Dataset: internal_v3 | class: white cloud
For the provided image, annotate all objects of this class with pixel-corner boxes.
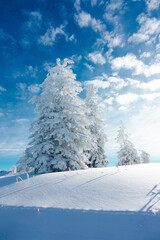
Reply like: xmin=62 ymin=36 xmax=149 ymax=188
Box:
xmin=69 ymin=34 xmax=76 ymax=42
xmin=116 ymin=93 xmax=139 ymax=105
xmin=0 ymin=28 xmax=15 ymax=44
xmin=118 ymin=106 xmax=128 ymax=111
xmin=116 ymin=92 xmax=160 ymax=106
xmin=84 ymin=62 xmax=95 ymax=72
xmin=140 ymin=52 xmax=151 ymax=58
xmin=91 ymin=0 xmax=98 ymax=6
xmin=108 ymin=76 xmax=128 ymax=90
xmin=0 ymin=86 xmax=6 ymax=92
xmin=100 ymin=31 xmax=124 ymax=48
xmin=111 ymin=53 xmax=143 ymax=73
xmin=16 ymin=82 xmax=40 ymax=100
xmin=141 ymin=92 xmax=160 ymax=100
xmin=14 ymin=65 xmax=38 ymax=78
xmin=106 ymin=0 xmax=124 ymax=11
xmin=103 ymin=0 xmax=124 ymax=24
xmin=14 ymin=119 xmax=29 ymax=123
xmin=75 ymin=11 xmax=106 ymax=33
xmin=111 ymin=53 xmax=160 ymax=77
xmin=39 ymin=25 xmax=73 ymax=46
xmin=28 ymin=84 xmax=40 ymax=93
xmin=95 ymin=21 xmax=124 ymax=54
xmin=0 ymin=113 xmax=4 ymax=116
xmin=87 ymin=51 xmax=106 ymax=65
xmin=75 ymin=11 xmax=91 ymax=27
xmin=43 ymin=62 xmax=55 ymax=71
xmin=16 ymin=83 xmax=28 ymax=100
xmin=85 ymin=73 xmax=127 ymax=92
xmin=20 ymin=38 xmax=31 ymax=48
xmin=86 ymin=79 xmax=110 ymax=89
xmin=17 ymin=83 xmax=27 ymax=91
xmin=129 ymin=14 xmax=160 ymax=44
xmin=24 ymin=10 xmax=42 ymax=31
xmin=145 ymin=0 xmax=160 ymax=11
xmin=104 ymin=97 xmax=114 ymax=105
xmin=128 ymin=78 xmax=160 ymax=91
xmin=74 ymin=0 xmax=81 ymax=11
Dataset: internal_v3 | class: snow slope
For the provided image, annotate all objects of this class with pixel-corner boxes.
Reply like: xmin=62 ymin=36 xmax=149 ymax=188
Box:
xmin=0 ymin=163 xmax=160 ymax=240
xmin=0 ymin=163 xmax=160 ymax=212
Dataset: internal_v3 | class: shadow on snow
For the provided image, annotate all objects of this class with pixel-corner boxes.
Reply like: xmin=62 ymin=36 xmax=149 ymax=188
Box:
xmin=0 ymin=205 xmax=160 ymax=240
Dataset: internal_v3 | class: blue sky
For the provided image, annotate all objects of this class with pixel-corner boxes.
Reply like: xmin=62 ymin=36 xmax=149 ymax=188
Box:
xmin=1 ymin=0 xmax=160 ymax=170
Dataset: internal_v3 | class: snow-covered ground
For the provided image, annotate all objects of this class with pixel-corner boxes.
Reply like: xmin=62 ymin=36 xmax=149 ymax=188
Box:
xmin=0 ymin=163 xmax=160 ymax=239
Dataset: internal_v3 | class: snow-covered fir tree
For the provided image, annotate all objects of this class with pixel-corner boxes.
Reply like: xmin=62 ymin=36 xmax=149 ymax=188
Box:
xmin=140 ymin=150 xmax=150 ymax=163
xmin=85 ymin=85 xmax=109 ymax=168
xmin=116 ymin=121 xmax=140 ymax=166
xmin=17 ymin=58 xmax=93 ymax=174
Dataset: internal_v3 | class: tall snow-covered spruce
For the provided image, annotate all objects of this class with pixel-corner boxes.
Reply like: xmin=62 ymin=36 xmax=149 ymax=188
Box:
xmin=17 ymin=58 xmax=93 ymax=174
xmin=116 ymin=121 xmax=139 ymax=166
xmin=85 ymin=85 xmax=109 ymax=168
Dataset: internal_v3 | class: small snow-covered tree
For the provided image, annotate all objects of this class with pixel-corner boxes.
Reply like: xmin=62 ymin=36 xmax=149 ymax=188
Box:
xmin=140 ymin=150 xmax=150 ymax=163
xmin=17 ymin=58 xmax=92 ymax=174
xmin=116 ymin=121 xmax=139 ymax=166
xmin=11 ymin=166 xmax=16 ymax=174
xmin=85 ymin=85 xmax=109 ymax=168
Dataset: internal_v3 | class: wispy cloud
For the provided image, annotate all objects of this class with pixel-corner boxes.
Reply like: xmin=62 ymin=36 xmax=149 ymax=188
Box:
xmin=75 ymin=11 xmax=106 ymax=33
xmin=86 ymin=79 xmax=110 ymax=89
xmin=0 ymin=28 xmax=16 ymax=56
xmin=145 ymin=0 xmax=160 ymax=12
xmin=85 ymin=73 xmax=110 ymax=89
xmin=74 ymin=0 xmax=81 ymax=11
xmin=116 ymin=93 xmax=139 ymax=105
xmin=128 ymin=14 xmax=160 ymax=44
xmin=96 ymin=31 xmax=124 ymax=50
xmin=128 ymin=78 xmax=160 ymax=91
xmin=16 ymin=82 xmax=40 ymax=100
xmin=87 ymin=51 xmax=106 ymax=65
xmin=13 ymin=65 xmax=38 ymax=79
xmin=85 ymin=73 xmax=127 ymax=91
xmin=23 ymin=10 xmax=42 ymax=31
xmin=28 ymin=84 xmax=40 ymax=93
xmin=84 ymin=62 xmax=95 ymax=72
xmin=103 ymin=0 xmax=125 ymax=25
xmin=14 ymin=118 xmax=29 ymax=123
xmin=0 ymin=28 xmax=15 ymax=44
xmin=107 ymin=76 xmax=128 ymax=90
xmin=104 ymin=97 xmax=114 ymax=105
xmin=91 ymin=0 xmax=98 ymax=6
xmin=0 ymin=86 xmax=6 ymax=92
xmin=140 ymin=51 xmax=151 ymax=58
xmin=111 ymin=53 xmax=160 ymax=77
xmin=116 ymin=92 xmax=160 ymax=106
xmin=39 ymin=24 xmax=73 ymax=46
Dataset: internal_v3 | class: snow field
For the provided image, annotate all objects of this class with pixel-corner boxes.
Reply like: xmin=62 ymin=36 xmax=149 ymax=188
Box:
xmin=1 ymin=163 xmax=160 ymax=240
xmin=0 ymin=163 xmax=160 ymax=212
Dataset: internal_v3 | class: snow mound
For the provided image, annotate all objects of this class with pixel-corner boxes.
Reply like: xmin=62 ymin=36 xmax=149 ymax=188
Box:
xmin=0 ymin=163 xmax=160 ymax=213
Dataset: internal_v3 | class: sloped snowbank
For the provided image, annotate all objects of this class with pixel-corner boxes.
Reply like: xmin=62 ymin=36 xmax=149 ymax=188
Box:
xmin=0 ymin=163 xmax=160 ymax=213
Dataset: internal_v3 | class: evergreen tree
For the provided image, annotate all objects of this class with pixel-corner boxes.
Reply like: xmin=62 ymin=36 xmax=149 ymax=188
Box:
xmin=116 ymin=121 xmax=139 ymax=166
xmin=85 ymin=85 xmax=109 ymax=168
xmin=17 ymin=58 xmax=92 ymax=174
xmin=140 ymin=150 xmax=150 ymax=163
